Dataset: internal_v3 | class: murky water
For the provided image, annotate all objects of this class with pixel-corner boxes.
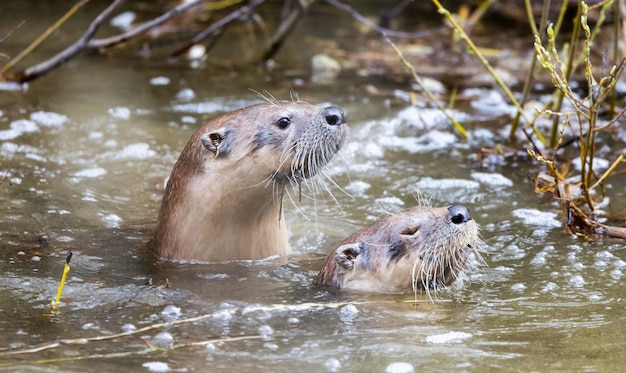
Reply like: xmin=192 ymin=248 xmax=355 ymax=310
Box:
xmin=2 ymin=2 xmax=626 ymax=372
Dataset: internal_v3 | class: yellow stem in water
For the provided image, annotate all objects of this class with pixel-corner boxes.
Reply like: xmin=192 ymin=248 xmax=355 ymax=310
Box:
xmin=51 ymin=252 xmax=72 ymax=311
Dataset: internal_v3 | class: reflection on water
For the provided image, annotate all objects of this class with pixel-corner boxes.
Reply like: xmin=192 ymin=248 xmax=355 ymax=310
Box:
xmin=2 ymin=3 xmax=626 ymax=373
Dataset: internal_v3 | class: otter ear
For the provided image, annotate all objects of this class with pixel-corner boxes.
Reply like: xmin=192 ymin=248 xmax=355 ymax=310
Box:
xmin=334 ymin=242 xmax=362 ymax=270
xmin=201 ymin=129 xmax=231 ymax=157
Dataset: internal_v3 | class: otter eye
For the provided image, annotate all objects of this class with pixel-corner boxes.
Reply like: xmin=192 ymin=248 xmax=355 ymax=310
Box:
xmin=399 ymin=225 xmax=420 ymax=236
xmin=276 ymin=117 xmax=291 ymax=129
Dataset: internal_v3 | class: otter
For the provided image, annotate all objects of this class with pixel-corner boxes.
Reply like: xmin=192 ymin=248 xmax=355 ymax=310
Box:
xmin=317 ymin=205 xmax=483 ymax=293
xmin=151 ymin=100 xmax=347 ymax=262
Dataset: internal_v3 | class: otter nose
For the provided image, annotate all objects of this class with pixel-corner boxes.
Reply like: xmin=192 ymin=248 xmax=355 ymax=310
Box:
xmin=323 ymin=106 xmax=345 ymax=126
xmin=448 ymin=205 xmax=472 ymax=224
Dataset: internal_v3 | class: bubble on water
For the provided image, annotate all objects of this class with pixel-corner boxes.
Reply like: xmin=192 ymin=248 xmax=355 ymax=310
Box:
xmin=471 ymin=172 xmax=513 ymax=188
xmin=511 ymin=208 xmax=562 ymax=229
xmin=593 ymin=260 xmax=608 ymax=270
xmin=541 ymin=282 xmax=558 ymax=293
xmin=375 ymin=128 xmax=459 ymax=153
xmin=287 ymin=317 xmax=300 ymax=325
xmin=596 ymin=251 xmax=615 ymax=260
xmin=150 ymin=76 xmax=170 ymax=86
xmin=213 ymin=309 xmax=233 ymax=322
xmin=531 ymin=252 xmax=547 ymax=266
xmin=418 ymin=177 xmax=480 ymax=191
xmin=614 ymin=260 xmax=626 ymax=268
xmin=73 ymin=167 xmax=107 ymax=179
xmin=30 ymin=111 xmax=69 ymax=127
xmin=31 ymin=256 xmax=41 ymax=262
xmin=339 ymin=304 xmax=359 ymax=322
xmin=375 ymin=196 xmax=405 ymax=208
xmin=385 ymin=362 xmax=415 ymax=373
xmin=569 ymin=274 xmax=585 ymax=287
xmin=98 ymin=214 xmax=120 ymax=229
xmin=610 ymin=269 xmax=623 ymax=280
xmin=0 ymin=129 xmax=21 ymax=141
xmin=0 ymin=120 xmax=39 ymax=141
xmin=13 ymin=119 xmax=39 ymax=133
xmin=121 ymin=323 xmax=136 ymax=332
xmin=177 ymin=88 xmax=196 ymax=102
xmin=587 ymin=293 xmax=603 ymax=302
xmin=82 ymin=322 xmax=98 ymax=330
xmin=362 ymin=141 xmax=384 ymax=158
xmin=344 ymin=180 xmax=371 ymax=197
xmin=161 ymin=305 xmax=182 ymax=321
xmin=180 ymin=116 xmax=196 ymax=124
xmin=142 ymin=361 xmax=170 ymax=372
xmin=205 ymin=343 xmax=217 ymax=353
xmin=108 ymin=107 xmax=131 ymax=120
xmin=263 ymin=342 xmax=278 ymax=350
xmin=151 ymin=332 xmax=174 ymax=347
xmin=397 ymin=106 xmax=468 ymax=130
xmin=425 ymin=331 xmax=472 ymax=344
xmin=325 ymin=358 xmax=342 ymax=372
xmin=258 ymin=325 xmax=274 ymax=337
xmin=113 ymin=143 xmax=156 ymax=160
xmin=511 ymin=283 xmax=526 ymax=292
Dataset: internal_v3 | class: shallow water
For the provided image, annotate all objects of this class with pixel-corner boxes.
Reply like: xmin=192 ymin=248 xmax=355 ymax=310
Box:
xmin=2 ymin=2 xmax=626 ymax=372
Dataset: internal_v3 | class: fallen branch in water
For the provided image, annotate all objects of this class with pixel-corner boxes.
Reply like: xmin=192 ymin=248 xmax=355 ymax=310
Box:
xmin=1 ymin=0 xmax=265 ymax=84
xmin=0 ymin=298 xmax=440 ymax=365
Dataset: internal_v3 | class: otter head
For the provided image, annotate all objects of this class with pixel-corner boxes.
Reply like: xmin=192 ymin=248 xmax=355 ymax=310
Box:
xmin=317 ymin=205 xmax=483 ymax=294
xmin=152 ymin=100 xmax=348 ymax=262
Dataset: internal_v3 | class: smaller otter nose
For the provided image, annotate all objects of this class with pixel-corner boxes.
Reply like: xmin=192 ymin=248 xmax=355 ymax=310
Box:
xmin=323 ymin=106 xmax=346 ymax=126
xmin=448 ymin=205 xmax=472 ymax=224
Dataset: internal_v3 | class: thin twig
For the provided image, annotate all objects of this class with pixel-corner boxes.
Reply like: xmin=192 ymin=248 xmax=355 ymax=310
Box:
xmin=169 ymin=0 xmax=266 ymax=58
xmin=15 ymin=0 xmax=126 ymax=82
xmin=89 ymin=0 xmax=232 ymax=50
xmin=385 ymin=37 xmax=469 ymax=138
xmin=2 ymin=1 xmax=90 ymax=74
xmin=430 ymin=0 xmax=545 ymax=144
xmin=261 ymin=0 xmax=314 ymax=62
xmin=325 ymin=0 xmax=445 ymax=39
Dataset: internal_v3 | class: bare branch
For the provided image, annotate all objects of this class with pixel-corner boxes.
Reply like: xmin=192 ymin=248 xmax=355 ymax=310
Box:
xmin=16 ymin=0 xmax=126 ymax=83
xmin=324 ymin=0 xmax=443 ymax=39
xmin=88 ymin=0 xmax=210 ymax=50
xmin=2 ymin=1 xmax=89 ymax=75
xmin=261 ymin=0 xmax=314 ymax=62
xmin=169 ymin=0 xmax=267 ymax=58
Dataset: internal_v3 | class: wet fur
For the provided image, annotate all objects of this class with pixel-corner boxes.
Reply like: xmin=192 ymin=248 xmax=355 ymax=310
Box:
xmin=151 ymin=101 xmax=347 ymax=261
xmin=317 ymin=206 xmax=484 ymax=294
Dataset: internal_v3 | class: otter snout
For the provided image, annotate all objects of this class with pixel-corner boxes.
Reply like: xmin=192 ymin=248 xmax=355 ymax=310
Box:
xmin=448 ymin=205 xmax=472 ymax=224
xmin=323 ymin=106 xmax=345 ymax=126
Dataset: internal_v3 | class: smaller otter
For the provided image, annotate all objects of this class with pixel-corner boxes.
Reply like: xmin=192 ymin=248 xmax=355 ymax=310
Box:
xmin=151 ymin=100 xmax=347 ymax=262
xmin=317 ymin=205 xmax=483 ymax=293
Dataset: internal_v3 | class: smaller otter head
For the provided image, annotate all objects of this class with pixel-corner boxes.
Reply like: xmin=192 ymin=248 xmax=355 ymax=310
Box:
xmin=318 ymin=205 xmax=484 ymax=294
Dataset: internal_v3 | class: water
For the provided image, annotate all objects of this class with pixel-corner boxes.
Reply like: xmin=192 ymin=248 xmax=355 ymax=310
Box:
xmin=2 ymin=2 xmax=626 ymax=372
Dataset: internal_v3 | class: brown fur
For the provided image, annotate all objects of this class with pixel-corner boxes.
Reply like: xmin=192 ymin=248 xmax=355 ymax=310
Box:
xmin=151 ymin=101 xmax=347 ymax=261
xmin=317 ymin=205 xmax=482 ymax=293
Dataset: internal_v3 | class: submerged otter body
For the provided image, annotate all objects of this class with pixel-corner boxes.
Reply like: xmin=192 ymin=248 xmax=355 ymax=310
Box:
xmin=317 ymin=205 xmax=482 ymax=293
xmin=151 ymin=100 xmax=347 ymax=262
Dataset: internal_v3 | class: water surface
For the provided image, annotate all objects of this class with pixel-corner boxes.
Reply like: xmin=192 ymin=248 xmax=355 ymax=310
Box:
xmin=1 ymin=2 xmax=626 ymax=372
